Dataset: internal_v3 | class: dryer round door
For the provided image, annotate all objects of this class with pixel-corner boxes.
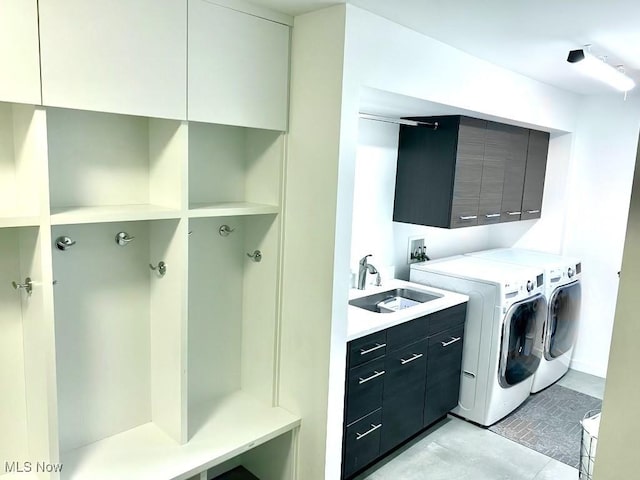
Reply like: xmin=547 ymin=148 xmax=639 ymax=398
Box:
xmin=499 ymin=294 xmax=546 ymax=388
xmin=545 ymin=281 xmax=581 ymax=360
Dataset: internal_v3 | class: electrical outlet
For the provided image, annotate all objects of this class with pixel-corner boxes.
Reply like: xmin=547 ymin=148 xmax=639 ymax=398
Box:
xmin=407 ymin=236 xmax=426 ymax=264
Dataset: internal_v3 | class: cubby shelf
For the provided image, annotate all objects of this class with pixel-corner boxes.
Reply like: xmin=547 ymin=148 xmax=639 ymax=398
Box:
xmin=50 ymin=204 xmax=183 ymax=225
xmin=60 ymin=392 xmax=300 ymax=480
xmin=0 ymin=214 xmax=41 ymax=228
xmin=188 ymin=202 xmax=279 ymax=218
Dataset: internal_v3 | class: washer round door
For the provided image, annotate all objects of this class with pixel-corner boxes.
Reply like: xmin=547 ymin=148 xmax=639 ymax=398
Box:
xmin=499 ymin=294 xmax=546 ymax=388
xmin=546 ymin=281 xmax=581 ymax=360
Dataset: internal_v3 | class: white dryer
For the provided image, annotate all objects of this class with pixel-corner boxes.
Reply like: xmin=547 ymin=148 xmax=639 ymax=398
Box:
xmin=466 ymin=248 xmax=582 ymax=393
xmin=410 ymin=256 xmax=546 ymax=426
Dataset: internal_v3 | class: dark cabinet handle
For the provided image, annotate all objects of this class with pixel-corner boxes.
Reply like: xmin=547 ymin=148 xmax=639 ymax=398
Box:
xmin=360 ymin=343 xmax=386 ymax=355
xmin=356 ymin=423 xmax=382 ymax=440
xmin=400 ymin=353 xmax=423 ymax=365
xmin=358 ymin=370 xmax=385 ymax=384
xmin=441 ymin=336 xmax=461 ymax=347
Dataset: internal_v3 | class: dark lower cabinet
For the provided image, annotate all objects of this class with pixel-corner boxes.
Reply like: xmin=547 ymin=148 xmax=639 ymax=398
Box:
xmin=343 ymin=409 xmax=383 ymax=478
xmin=380 ymin=340 xmax=428 ymax=453
xmin=342 ymin=303 xmax=467 ymax=479
xmin=423 ymin=324 xmax=465 ymax=427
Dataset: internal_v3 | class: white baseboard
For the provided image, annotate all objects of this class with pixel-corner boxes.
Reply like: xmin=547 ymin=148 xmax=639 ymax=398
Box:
xmin=569 ymin=358 xmax=608 ymax=378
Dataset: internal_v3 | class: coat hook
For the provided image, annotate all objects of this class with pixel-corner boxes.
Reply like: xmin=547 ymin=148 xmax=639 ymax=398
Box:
xmin=149 ymin=261 xmax=167 ymax=277
xmin=115 ymin=232 xmax=135 ymax=246
xmin=12 ymin=277 xmax=33 ymax=295
xmin=247 ymin=250 xmax=262 ymax=262
xmin=55 ymin=236 xmax=76 ymax=251
xmin=219 ymin=225 xmax=235 ymax=237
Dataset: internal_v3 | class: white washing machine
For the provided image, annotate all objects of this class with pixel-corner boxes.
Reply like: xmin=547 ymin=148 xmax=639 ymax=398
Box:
xmin=466 ymin=248 xmax=582 ymax=393
xmin=410 ymin=256 xmax=546 ymax=426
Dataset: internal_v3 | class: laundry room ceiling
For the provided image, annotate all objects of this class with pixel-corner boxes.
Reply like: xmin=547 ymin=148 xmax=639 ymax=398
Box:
xmin=249 ymin=0 xmax=640 ymax=96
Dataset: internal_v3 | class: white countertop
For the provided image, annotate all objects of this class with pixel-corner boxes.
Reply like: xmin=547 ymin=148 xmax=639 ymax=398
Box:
xmin=347 ymin=279 xmax=469 ymax=341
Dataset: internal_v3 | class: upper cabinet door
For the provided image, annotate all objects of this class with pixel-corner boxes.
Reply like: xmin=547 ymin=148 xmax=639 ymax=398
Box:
xmin=450 ymin=117 xmax=486 ymax=228
xmin=39 ymin=0 xmax=187 ymax=120
xmin=188 ymin=1 xmax=290 ymax=131
xmin=499 ymin=125 xmax=529 ymax=222
xmin=521 ymin=130 xmax=549 ymax=220
xmin=477 ymin=122 xmax=508 ymax=225
xmin=0 ymin=0 xmax=41 ymax=105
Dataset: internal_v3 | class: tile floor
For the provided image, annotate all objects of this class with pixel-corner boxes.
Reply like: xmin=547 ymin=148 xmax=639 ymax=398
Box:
xmin=353 ymin=369 xmax=605 ymax=480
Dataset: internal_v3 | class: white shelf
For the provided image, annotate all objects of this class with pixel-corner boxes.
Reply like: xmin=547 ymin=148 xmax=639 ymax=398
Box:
xmin=50 ymin=204 xmax=182 ymax=225
xmin=188 ymin=202 xmax=278 ymax=218
xmin=0 ymin=213 xmax=40 ymax=228
xmin=2 ymin=473 xmax=39 ymax=479
xmin=60 ymin=392 xmax=300 ymax=480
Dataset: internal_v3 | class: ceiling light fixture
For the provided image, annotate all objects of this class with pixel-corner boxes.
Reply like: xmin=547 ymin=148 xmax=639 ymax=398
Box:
xmin=567 ymin=48 xmax=635 ymax=92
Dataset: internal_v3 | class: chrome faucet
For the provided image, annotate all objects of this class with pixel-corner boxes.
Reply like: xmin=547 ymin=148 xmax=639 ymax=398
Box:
xmin=358 ymin=254 xmax=380 ymax=290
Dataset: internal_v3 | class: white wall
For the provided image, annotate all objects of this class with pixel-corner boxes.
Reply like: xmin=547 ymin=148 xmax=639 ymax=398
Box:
xmin=592 ymin=133 xmax=640 ymax=480
xmin=562 ymin=94 xmax=640 ymax=377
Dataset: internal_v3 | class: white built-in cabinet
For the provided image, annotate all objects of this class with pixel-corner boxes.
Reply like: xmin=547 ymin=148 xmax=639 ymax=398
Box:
xmin=0 ymin=0 xmax=41 ymax=105
xmin=38 ymin=0 xmax=188 ymax=120
xmin=0 ymin=1 xmax=297 ymax=479
xmin=188 ymin=1 xmax=290 ymax=130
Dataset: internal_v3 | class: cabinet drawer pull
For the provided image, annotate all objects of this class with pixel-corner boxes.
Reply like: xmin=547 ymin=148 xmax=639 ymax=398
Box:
xmin=441 ymin=336 xmax=461 ymax=347
xmin=356 ymin=423 xmax=382 ymax=440
xmin=358 ymin=370 xmax=385 ymax=384
xmin=360 ymin=343 xmax=386 ymax=355
xmin=400 ymin=353 xmax=424 ymax=365
xmin=526 ymin=209 xmax=540 ymax=214
xmin=459 ymin=215 xmax=477 ymax=220
xmin=485 ymin=213 xmax=501 ymax=218
xmin=507 ymin=211 xmax=521 ymax=216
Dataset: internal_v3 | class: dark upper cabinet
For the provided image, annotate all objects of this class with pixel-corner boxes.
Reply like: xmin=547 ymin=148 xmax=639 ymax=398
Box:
xmin=521 ymin=129 xmax=550 ymax=220
xmin=393 ymin=115 xmax=549 ymax=228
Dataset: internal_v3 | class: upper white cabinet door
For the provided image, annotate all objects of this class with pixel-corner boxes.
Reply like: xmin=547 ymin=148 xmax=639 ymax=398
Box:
xmin=188 ymin=1 xmax=290 ymax=131
xmin=39 ymin=0 xmax=187 ymax=120
xmin=0 ymin=0 xmax=41 ymax=105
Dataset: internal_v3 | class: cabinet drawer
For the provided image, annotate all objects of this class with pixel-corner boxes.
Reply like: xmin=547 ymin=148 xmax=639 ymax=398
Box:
xmin=427 ymin=303 xmax=467 ymax=335
xmin=345 ymin=357 xmax=385 ymax=426
xmin=381 ymin=340 xmax=428 ymax=453
xmin=348 ymin=331 xmax=387 ymax=368
xmin=342 ymin=409 xmax=382 ymax=478
xmin=386 ymin=316 xmax=427 ymax=351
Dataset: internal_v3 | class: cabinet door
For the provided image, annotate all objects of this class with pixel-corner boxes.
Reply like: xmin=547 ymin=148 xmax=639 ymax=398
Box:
xmin=500 ymin=126 xmax=530 ymax=222
xmin=0 ymin=0 xmax=41 ymax=104
xmin=450 ymin=117 xmax=486 ymax=228
xmin=342 ymin=409 xmax=382 ymax=478
xmin=188 ymin=1 xmax=290 ymax=130
xmin=477 ymin=122 xmax=508 ymax=225
xmin=521 ymin=130 xmax=549 ymax=220
xmin=380 ymin=340 xmax=427 ymax=453
xmin=39 ymin=0 xmax=187 ymax=119
xmin=424 ymin=324 xmax=464 ymax=427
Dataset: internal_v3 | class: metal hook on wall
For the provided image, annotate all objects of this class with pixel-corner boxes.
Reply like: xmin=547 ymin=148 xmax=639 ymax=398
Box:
xmin=247 ymin=250 xmax=262 ymax=262
xmin=55 ymin=236 xmax=76 ymax=251
xmin=219 ymin=225 xmax=235 ymax=237
xmin=12 ymin=277 xmax=33 ymax=295
xmin=149 ymin=261 xmax=167 ymax=277
xmin=115 ymin=232 xmax=135 ymax=246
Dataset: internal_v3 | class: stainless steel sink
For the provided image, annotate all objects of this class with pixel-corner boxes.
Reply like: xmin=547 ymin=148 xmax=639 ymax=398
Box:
xmin=349 ymin=288 xmax=442 ymax=313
